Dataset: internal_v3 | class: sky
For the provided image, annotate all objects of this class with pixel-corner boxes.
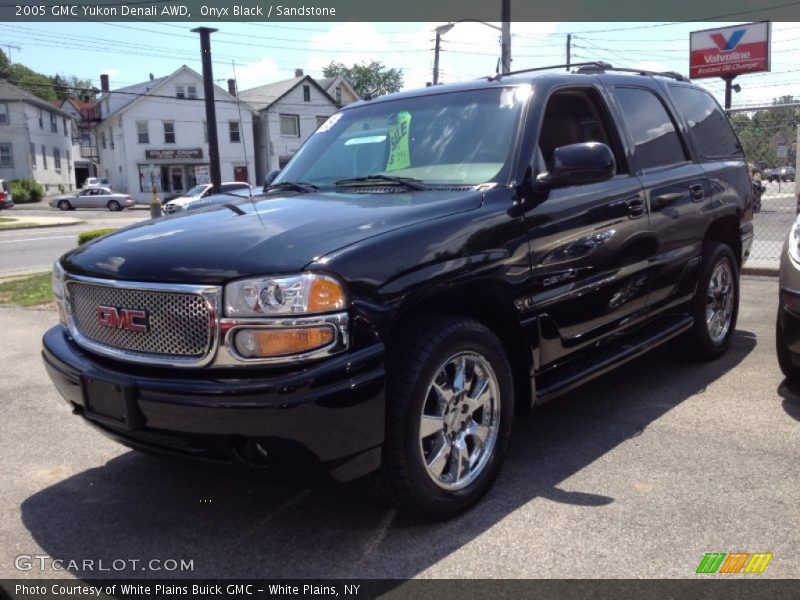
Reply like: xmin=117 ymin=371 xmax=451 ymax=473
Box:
xmin=1 ymin=20 xmax=798 ymax=109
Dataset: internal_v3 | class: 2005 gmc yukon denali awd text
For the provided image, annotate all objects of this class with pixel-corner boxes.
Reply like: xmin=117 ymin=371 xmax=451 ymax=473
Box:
xmin=42 ymin=63 xmax=754 ymax=519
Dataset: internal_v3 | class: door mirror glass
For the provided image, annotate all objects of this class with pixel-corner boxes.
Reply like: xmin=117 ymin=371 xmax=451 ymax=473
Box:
xmin=536 ymin=142 xmax=615 ymax=189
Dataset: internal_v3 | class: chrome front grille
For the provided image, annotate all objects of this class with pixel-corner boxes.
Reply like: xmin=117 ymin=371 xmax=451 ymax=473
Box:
xmin=66 ymin=280 xmax=216 ymax=361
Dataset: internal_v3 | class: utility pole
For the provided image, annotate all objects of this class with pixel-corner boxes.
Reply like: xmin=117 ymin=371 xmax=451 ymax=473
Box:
xmin=795 ymin=123 xmax=800 ymax=214
xmin=191 ymin=27 xmax=221 ymax=194
xmin=501 ymin=0 xmax=511 ymax=74
xmin=566 ymin=34 xmax=571 ymax=70
xmin=433 ymin=31 xmax=442 ymax=85
xmin=723 ymin=74 xmax=735 ymax=110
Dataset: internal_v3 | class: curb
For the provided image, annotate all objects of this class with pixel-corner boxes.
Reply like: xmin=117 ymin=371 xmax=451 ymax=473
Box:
xmin=0 ymin=219 xmax=85 ymax=231
xmin=742 ymin=266 xmax=779 ymax=277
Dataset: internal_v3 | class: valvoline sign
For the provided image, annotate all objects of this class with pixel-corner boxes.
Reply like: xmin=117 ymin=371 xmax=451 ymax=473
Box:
xmin=690 ymin=21 xmax=771 ymax=79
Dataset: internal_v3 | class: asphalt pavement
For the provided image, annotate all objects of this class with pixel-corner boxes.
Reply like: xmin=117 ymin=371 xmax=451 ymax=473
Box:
xmin=0 ymin=276 xmax=798 ymax=580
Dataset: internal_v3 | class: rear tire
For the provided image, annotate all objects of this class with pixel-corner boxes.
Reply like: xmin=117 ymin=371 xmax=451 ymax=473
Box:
xmin=683 ymin=242 xmax=739 ymax=361
xmin=108 ymin=200 xmax=121 ymax=211
xmin=57 ymin=200 xmax=72 ymax=211
xmin=366 ymin=315 xmax=515 ymax=519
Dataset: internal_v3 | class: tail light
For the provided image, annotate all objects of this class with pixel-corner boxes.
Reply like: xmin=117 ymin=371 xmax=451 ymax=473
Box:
xmin=0 ymin=191 xmax=5 ymax=202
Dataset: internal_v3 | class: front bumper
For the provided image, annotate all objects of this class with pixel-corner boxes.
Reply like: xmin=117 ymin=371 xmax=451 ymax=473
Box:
xmin=42 ymin=325 xmax=386 ymax=483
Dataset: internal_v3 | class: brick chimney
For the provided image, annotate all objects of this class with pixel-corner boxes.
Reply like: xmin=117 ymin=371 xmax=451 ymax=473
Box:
xmin=100 ymin=74 xmax=109 ymax=92
xmin=295 ymin=68 xmax=304 ymax=78
xmin=227 ymin=78 xmax=237 ymax=96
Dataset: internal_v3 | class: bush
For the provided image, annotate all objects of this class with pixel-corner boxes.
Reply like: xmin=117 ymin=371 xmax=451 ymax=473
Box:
xmin=9 ymin=180 xmax=30 ymax=204
xmin=10 ymin=178 xmax=44 ymax=203
xmin=78 ymin=228 xmax=118 ymax=245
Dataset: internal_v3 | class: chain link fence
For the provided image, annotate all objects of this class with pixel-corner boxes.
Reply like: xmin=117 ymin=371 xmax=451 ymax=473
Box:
xmin=729 ymin=110 xmax=797 ymax=270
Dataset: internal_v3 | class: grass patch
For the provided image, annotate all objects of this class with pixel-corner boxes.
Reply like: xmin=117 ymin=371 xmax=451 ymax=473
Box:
xmin=0 ymin=217 xmax=15 ymax=224
xmin=78 ymin=228 xmax=118 ymax=245
xmin=0 ymin=272 xmax=53 ymax=307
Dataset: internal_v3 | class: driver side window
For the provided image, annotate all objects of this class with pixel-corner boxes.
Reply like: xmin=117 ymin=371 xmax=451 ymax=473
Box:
xmin=537 ymin=88 xmax=627 ymax=175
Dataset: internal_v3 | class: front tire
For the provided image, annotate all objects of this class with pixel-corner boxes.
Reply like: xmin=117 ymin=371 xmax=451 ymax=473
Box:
xmin=776 ymin=313 xmax=800 ymax=381
xmin=367 ymin=316 xmax=514 ymax=519
xmin=683 ymin=242 xmax=739 ymax=361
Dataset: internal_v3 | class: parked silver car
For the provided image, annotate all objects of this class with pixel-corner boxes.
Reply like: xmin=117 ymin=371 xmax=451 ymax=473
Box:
xmin=50 ymin=187 xmax=134 ymax=211
xmin=164 ymin=182 xmax=251 ymax=213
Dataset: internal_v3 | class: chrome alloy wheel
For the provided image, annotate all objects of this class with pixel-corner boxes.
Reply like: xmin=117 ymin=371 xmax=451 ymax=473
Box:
xmin=418 ymin=351 xmax=501 ymax=491
xmin=706 ymin=259 xmax=734 ymax=344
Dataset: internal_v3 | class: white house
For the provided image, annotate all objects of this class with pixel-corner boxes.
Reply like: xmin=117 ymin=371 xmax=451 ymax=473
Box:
xmin=317 ymin=75 xmax=360 ymax=107
xmin=0 ymin=79 xmax=76 ymax=192
xmin=239 ymin=70 xmax=341 ymax=183
xmin=94 ymin=66 xmax=258 ymax=203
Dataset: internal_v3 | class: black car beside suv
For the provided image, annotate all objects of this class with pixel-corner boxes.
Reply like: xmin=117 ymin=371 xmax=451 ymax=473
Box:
xmin=43 ymin=63 xmax=753 ymax=518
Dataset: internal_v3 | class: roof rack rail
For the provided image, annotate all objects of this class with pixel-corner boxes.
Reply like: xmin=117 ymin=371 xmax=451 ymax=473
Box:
xmin=486 ymin=61 xmax=688 ymax=82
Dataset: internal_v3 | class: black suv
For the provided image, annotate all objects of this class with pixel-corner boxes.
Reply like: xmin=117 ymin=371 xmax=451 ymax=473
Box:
xmin=42 ymin=63 xmax=753 ymax=518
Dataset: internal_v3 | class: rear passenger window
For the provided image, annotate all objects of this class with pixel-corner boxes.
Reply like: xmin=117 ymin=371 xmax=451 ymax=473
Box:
xmin=613 ymin=87 xmax=687 ymax=171
xmin=669 ymin=86 xmax=743 ymax=159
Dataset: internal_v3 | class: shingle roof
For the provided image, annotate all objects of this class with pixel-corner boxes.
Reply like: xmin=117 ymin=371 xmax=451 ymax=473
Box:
xmin=237 ymin=76 xmax=305 ymax=112
xmin=0 ymin=80 xmax=72 ymax=116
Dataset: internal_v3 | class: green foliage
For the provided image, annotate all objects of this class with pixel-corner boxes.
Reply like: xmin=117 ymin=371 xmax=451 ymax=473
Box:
xmin=0 ymin=49 xmax=95 ymax=102
xmin=0 ymin=272 xmax=53 ymax=307
xmin=10 ymin=178 xmax=44 ymax=203
xmin=322 ymin=61 xmax=403 ymax=99
xmin=731 ymin=96 xmax=799 ymax=168
xmin=78 ymin=228 xmax=118 ymax=245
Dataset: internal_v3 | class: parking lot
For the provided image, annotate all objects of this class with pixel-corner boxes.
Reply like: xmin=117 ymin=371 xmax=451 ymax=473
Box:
xmin=0 ymin=275 xmax=798 ymax=580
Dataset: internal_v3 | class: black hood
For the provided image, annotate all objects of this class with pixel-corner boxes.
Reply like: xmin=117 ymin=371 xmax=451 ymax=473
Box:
xmin=61 ymin=190 xmax=483 ymax=284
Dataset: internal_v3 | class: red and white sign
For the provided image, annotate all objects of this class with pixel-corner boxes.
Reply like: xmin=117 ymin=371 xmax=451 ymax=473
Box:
xmin=690 ymin=21 xmax=771 ymax=79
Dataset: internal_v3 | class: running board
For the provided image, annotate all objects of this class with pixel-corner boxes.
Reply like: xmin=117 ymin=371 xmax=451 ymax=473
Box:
xmin=535 ymin=315 xmax=694 ymax=403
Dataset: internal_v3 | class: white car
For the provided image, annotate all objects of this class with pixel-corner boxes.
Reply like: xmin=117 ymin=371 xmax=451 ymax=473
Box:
xmin=85 ymin=177 xmax=111 ymax=188
xmin=0 ymin=179 xmax=13 ymax=209
xmin=164 ymin=182 xmax=251 ymax=213
xmin=50 ymin=187 xmax=134 ymax=211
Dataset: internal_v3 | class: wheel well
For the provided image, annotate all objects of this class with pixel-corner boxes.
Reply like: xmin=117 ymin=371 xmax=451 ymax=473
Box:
xmin=392 ymin=284 xmax=533 ymax=414
xmin=704 ymin=215 xmax=741 ymax=265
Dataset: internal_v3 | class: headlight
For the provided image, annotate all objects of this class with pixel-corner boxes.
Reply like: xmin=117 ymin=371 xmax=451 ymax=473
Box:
xmin=52 ymin=261 xmax=67 ymax=325
xmin=789 ymin=217 xmax=800 ymax=264
xmin=224 ymin=273 xmax=347 ymax=317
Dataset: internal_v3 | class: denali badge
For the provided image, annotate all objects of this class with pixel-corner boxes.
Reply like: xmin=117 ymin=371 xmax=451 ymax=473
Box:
xmin=96 ymin=306 xmax=149 ymax=333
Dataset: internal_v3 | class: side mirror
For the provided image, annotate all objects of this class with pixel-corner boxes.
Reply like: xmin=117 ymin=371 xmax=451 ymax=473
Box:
xmin=263 ymin=169 xmax=280 ymax=189
xmin=536 ymin=142 xmax=615 ymax=190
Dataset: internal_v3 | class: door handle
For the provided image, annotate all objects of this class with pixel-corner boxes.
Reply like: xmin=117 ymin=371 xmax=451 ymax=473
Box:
xmin=653 ymin=192 xmax=683 ymax=208
xmin=626 ymin=197 xmax=646 ymax=219
xmin=689 ymin=184 xmax=705 ymax=201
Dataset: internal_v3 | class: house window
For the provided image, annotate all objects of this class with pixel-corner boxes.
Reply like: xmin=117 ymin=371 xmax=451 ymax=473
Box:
xmin=0 ymin=143 xmax=12 ymax=168
xmin=0 ymin=103 xmax=8 ymax=125
xmin=63 ymin=117 xmax=68 ymax=136
xmin=80 ymin=131 xmax=90 ymax=144
xmin=30 ymin=143 xmax=36 ymax=167
xmin=100 ymin=131 xmax=106 ymax=149
xmin=176 ymin=85 xmax=185 ymax=99
xmin=136 ymin=121 xmax=149 ymax=144
xmin=203 ymin=120 xmax=208 ymax=143
xmin=41 ymin=145 xmax=47 ymax=169
xmin=38 ymin=109 xmax=43 ymax=129
xmin=109 ymin=126 xmax=114 ymax=149
xmin=316 ymin=116 xmax=328 ymax=129
xmin=279 ymin=114 xmax=300 ymax=137
xmin=50 ymin=113 xmax=57 ymax=133
xmin=187 ymin=85 xmax=197 ymax=99
xmin=303 ymin=85 xmax=310 ymax=102
xmin=66 ymin=151 xmax=71 ymax=172
xmin=163 ymin=121 xmax=175 ymax=143
xmin=335 ymin=86 xmax=342 ymax=104
xmin=53 ymin=147 xmax=61 ymax=171
xmin=229 ymin=121 xmax=240 ymax=143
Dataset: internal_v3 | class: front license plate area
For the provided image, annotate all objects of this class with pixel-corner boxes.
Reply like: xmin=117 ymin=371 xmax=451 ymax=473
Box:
xmin=82 ymin=376 xmax=143 ymax=431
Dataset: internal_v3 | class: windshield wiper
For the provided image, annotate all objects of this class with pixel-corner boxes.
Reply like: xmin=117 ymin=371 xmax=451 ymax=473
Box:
xmin=264 ymin=181 xmax=319 ymax=194
xmin=334 ymin=174 xmax=427 ymax=190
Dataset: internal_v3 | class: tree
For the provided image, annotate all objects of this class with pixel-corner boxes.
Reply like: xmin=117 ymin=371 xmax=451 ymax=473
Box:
xmin=729 ymin=96 xmax=799 ymax=168
xmin=323 ymin=61 xmax=403 ymax=98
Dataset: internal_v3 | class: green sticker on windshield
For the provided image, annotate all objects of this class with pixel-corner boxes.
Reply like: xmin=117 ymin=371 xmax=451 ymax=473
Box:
xmin=386 ymin=111 xmax=411 ymax=172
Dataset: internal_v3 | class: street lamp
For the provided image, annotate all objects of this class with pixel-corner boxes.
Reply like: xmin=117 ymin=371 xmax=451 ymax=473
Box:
xmin=432 ymin=17 xmax=510 ymax=85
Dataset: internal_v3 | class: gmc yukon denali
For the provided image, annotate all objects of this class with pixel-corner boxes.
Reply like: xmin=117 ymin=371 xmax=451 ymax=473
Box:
xmin=42 ymin=63 xmax=754 ymax=518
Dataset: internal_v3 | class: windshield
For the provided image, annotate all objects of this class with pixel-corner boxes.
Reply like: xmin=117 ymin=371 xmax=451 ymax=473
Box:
xmin=184 ymin=185 xmax=209 ymax=197
xmin=275 ymin=87 xmax=527 ymax=188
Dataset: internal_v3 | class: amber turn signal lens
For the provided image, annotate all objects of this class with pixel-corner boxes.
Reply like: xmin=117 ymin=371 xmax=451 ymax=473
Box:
xmin=234 ymin=326 xmax=335 ymax=358
xmin=307 ymin=277 xmax=346 ymax=313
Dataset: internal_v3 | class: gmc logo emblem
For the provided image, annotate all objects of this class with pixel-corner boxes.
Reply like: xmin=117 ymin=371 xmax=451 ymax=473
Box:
xmin=96 ymin=305 xmax=149 ymax=333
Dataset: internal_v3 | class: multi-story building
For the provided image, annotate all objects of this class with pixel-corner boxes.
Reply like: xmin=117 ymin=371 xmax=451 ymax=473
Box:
xmin=239 ymin=69 xmax=343 ymax=183
xmin=94 ymin=66 xmax=257 ymax=203
xmin=0 ymin=79 xmax=76 ymax=192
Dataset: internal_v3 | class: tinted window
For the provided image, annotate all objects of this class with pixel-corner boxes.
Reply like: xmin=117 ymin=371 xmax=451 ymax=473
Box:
xmin=669 ymin=86 xmax=743 ymax=159
xmin=613 ymin=88 xmax=687 ymax=170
